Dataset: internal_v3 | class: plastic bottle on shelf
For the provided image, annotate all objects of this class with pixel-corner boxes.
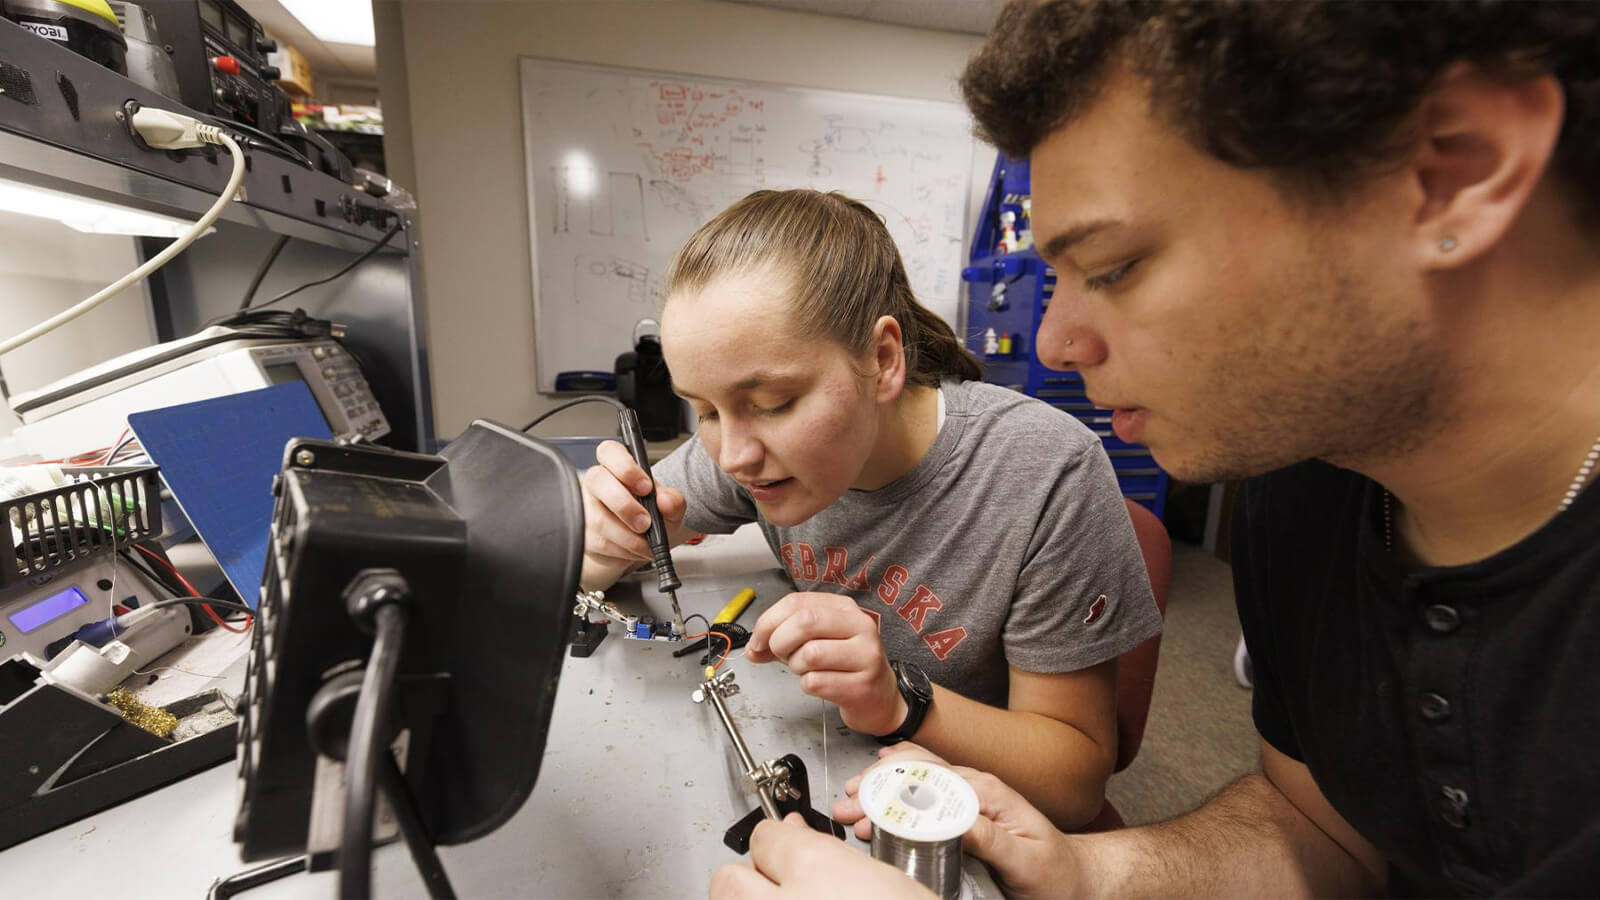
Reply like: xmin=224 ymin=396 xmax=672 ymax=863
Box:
xmin=997 ymin=210 xmax=1019 ymax=254
xmin=988 ymin=281 xmax=1008 ymax=312
xmin=983 ymin=327 xmax=999 ymax=357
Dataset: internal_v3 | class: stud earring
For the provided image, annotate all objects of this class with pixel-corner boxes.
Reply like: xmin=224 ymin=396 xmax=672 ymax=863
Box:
xmin=1064 ymin=338 xmax=1074 ymax=347
xmin=1439 ymin=236 xmax=1458 ymax=252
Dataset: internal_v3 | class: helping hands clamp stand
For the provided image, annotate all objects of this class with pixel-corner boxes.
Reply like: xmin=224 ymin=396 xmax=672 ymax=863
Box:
xmin=570 ymin=588 xmax=685 ymax=658
xmin=692 ymin=671 xmax=845 ymax=853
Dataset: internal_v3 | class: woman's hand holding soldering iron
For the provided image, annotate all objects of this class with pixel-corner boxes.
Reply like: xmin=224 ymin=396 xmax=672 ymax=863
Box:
xmin=745 ymin=592 xmax=906 ymax=736
xmin=579 ymin=440 xmax=689 ymax=591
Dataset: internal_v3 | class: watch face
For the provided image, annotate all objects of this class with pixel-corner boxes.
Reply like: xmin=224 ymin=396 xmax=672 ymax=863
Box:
xmin=899 ymin=661 xmax=933 ymax=700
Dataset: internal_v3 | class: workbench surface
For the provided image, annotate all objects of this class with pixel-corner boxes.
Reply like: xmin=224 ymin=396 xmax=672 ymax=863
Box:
xmin=1 ymin=526 xmax=999 ymax=898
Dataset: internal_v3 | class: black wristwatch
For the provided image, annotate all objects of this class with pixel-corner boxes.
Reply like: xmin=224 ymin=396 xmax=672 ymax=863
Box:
xmin=875 ymin=660 xmax=933 ymax=746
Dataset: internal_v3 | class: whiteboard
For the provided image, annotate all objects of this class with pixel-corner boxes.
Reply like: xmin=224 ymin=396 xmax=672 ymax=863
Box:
xmin=519 ymin=57 xmax=976 ymax=392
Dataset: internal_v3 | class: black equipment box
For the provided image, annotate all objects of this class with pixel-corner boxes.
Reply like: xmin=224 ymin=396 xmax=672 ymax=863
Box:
xmin=616 ymin=334 xmax=679 ymax=442
xmin=236 ymin=424 xmax=583 ymax=865
xmin=139 ymin=0 xmax=284 ymax=134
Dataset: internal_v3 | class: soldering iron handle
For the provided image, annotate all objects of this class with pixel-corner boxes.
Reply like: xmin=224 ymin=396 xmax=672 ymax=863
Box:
xmin=618 ymin=408 xmax=682 ymax=594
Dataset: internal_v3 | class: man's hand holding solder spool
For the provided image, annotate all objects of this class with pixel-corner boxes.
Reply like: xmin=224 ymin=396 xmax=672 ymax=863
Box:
xmin=717 ymin=737 xmax=1385 ymax=899
xmin=712 ymin=742 xmax=1075 ymax=900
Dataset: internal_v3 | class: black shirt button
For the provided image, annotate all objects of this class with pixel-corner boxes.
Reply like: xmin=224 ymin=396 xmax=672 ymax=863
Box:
xmin=1419 ymin=692 xmax=1452 ymax=722
xmin=1424 ymin=604 xmax=1461 ymax=634
xmin=1439 ymin=786 xmax=1470 ymax=829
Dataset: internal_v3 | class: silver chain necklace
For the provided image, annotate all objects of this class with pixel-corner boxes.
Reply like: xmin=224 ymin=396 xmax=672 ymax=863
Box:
xmin=1384 ymin=433 xmax=1600 ymax=552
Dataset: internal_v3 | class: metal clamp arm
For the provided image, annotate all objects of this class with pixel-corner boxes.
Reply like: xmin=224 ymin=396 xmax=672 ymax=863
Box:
xmin=693 ymin=671 xmax=795 ymax=820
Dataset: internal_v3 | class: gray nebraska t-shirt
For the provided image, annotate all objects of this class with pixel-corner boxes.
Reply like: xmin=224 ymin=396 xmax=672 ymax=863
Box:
xmin=653 ymin=379 xmax=1161 ymax=708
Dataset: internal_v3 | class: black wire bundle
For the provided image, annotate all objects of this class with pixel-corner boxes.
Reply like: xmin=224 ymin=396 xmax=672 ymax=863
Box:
xmin=120 ymin=545 xmax=251 ymax=623
xmin=240 ymin=235 xmax=292 ymax=310
xmin=208 ymin=221 xmax=403 ymax=329
xmin=134 ymin=595 xmax=255 ymax=619
xmin=249 ymin=222 xmax=402 ymax=314
xmin=202 ymin=305 xmax=341 ymax=337
xmin=188 ymin=111 xmax=315 ymax=171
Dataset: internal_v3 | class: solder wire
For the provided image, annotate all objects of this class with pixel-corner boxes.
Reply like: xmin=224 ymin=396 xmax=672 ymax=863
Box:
xmin=871 ymin=828 xmax=964 ymax=900
xmin=103 ymin=482 xmax=120 ymax=625
xmin=820 ymin=697 xmax=829 ymax=816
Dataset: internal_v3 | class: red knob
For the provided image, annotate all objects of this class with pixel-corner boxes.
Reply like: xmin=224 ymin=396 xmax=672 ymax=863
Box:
xmin=213 ymin=56 xmax=240 ymax=75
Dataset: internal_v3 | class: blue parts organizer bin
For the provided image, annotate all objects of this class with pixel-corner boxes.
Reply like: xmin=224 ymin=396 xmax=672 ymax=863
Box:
xmin=965 ymin=155 xmax=1170 ymax=518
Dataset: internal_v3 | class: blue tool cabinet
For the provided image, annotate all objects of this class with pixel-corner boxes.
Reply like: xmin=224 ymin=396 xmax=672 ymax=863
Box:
xmin=962 ymin=156 xmax=1170 ymax=518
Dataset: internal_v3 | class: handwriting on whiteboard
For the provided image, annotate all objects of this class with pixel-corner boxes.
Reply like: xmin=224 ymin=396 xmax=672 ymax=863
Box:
xmin=522 ymin=58 xmax=974 ymax=391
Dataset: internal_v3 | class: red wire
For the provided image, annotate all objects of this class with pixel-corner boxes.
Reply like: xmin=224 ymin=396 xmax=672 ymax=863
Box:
xmin=98 ymin=428 xmax=130 ymax=465
xmin=26 ymin=429 xmax=129 ymax=466
xmin=133 ymin=543 xmax=251 ymax=633
xmin=30 ymin=446 xmax=112 ymax=465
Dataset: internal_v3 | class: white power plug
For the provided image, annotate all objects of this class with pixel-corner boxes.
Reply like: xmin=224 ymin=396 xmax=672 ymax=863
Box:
xmin=0 ymin=109 xmax=246 ymax=355
xmin=131 ymin=107 xmax=228 ymax=150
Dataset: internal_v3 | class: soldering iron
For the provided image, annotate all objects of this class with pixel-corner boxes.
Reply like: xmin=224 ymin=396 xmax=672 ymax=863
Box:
xmin=618 ymin=407 xmax=684 ymax=632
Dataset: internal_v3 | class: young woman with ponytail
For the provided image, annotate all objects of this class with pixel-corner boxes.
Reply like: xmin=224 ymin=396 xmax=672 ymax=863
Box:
xmin=579 ymin=189 xmax=1158 ymax=829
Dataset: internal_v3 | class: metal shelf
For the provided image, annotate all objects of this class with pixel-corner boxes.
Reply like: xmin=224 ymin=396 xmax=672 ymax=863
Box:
xmin=0 ymin=19 xmax=394 ymax=250
xmin=0 ymin=22 xmax=436 ymax=451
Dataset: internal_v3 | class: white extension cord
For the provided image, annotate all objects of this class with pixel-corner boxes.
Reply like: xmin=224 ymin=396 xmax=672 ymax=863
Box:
xmin=0 ymin=109 xmax=246 ymax=357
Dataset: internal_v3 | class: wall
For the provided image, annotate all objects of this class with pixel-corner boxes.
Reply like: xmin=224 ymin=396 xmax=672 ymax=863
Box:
xmin=373 ymin=0 xmax=417 ymax=195
xmin=0 ymin=212 xmax=154 ymax=458
xmin=384 ymin=0 xmax=993 ymax=440
xmin=319 ymin=80 xmax=382 ymax=106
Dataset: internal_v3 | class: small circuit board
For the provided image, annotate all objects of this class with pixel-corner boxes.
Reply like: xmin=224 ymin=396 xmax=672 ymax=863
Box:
xmin=623 ymin=615 xmax=682 ymax=642
xmin=572 ymin=589 xmax=684 ymax=649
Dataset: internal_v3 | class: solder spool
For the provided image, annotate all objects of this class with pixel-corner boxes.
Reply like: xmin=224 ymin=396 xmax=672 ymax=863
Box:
xmin=859 ymin=761 xmax=980 ymax=900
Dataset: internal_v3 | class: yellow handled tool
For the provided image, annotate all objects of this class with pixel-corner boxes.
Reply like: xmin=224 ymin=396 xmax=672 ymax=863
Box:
xmin=714 ymin=588 xmax=756 ymax=625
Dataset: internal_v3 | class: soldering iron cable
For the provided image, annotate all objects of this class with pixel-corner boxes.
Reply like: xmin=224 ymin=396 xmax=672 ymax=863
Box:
xmin=0 ymin=109 xmax=246 ymax=356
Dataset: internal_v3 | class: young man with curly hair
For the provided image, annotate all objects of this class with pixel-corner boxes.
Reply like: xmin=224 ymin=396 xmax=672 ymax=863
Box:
xmin=712 ymin=2 xmax=1600 ymax=896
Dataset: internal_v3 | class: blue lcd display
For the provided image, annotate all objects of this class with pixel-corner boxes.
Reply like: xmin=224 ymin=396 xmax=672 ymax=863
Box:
xmin=9 ymin=585 xmax=91 ymax=634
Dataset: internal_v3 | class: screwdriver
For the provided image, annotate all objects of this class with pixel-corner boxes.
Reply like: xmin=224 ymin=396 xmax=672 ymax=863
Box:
xmin=618 ymin=407 xmax=684 ymax=632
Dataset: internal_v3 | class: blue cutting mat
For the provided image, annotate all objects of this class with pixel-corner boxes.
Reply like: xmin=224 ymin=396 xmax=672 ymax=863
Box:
xmin=129 ymin=383 xmax=332 ymax=609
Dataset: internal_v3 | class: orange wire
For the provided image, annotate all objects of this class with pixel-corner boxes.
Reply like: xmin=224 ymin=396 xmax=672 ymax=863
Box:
xmin=682 ymin=629 xmax=734 ymax=670
xmin=133 ymin=544 xmax=252 ymax=633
